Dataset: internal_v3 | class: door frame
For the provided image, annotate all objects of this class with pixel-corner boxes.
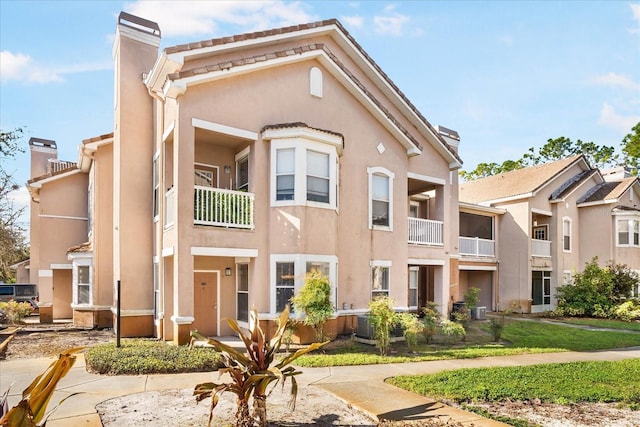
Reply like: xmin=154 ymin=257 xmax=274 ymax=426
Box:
xmin=194 ymin=269 xmax=221 ymax=336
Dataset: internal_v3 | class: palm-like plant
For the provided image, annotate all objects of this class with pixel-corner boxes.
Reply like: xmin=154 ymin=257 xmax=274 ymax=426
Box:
xmin=191 ymin=306 xmax=326 ymax=427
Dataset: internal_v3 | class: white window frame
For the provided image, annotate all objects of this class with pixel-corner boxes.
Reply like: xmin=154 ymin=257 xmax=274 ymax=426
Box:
xmin=236 ymin=263 xmax=249 ymax=323
xmin=562 ymin=270 xmax=572 ymax=286
xmin=616 ymin=217 xmax=640 ymax=247
xmin=270 ymin=139 xmax=338 ymax=210
xmin=408 ymin=266 xmax=419 ymax=309
xmin=367 ymin=167 xmax=395 ymax=231
xmin=309 ymin=66 xmax=323 ymax=98
xmin=235 ymin=146 xmax=250 ymax=192
xmin=71 ymin=258 xmax=92 ymax=306
xmin=371 ymin=260 xmax=392 ymax=300
xmin=270 ymin=254 xmax=338 ymax=314
xmin=153 ymin=152 xmax=160 ymax=222
xmin=562 ymin=217 xmax=572 ymax=252
xmin=153 ymin=258 xmax=162 ymax=321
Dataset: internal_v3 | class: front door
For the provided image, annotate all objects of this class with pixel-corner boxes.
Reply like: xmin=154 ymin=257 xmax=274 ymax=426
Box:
xmin=193 ymin=271 xmax=218 ymax=336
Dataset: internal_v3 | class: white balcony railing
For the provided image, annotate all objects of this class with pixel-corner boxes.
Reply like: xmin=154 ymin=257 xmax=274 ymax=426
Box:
xmin=408 ymin=217 xmax=443 ymax=246
xmin=459 ymin=236 xmax=495 ymax=257
xmin=531 ymin=239 xmax=551 ymax=257
xmin=194 ymin=186 xmax=254 ymax=229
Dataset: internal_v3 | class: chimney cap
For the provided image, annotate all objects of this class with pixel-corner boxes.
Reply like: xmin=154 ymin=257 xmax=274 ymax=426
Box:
xmin=29 ymin=137 xmax=57 ymax=149
xmin=118 ymin=11 xmax=161 ymax=37
xmin=437 ymin=125 xmax=460 ymax=141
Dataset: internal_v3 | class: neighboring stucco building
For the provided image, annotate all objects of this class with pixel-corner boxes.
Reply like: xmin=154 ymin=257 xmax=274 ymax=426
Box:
xmin=27 ymin=13 xmax=463 ymax=344
xmin=460 ymin=155 xmax=640 ymax=313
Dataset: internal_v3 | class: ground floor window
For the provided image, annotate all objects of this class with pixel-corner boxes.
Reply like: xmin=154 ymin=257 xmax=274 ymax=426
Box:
xmin=532 ymin=270 xmax=551 ymax=305
xmin=408 ymin=267 xmax=418 ymax=307
xmin=75 ymin=265 xmax=91 ymax=305
xmin=371 ymin=260 xmax=391 ymax=300
xmin=237 ymin=263 xmax=249 ymax=322
xmin=153 ymin=261 xmax=161 ymax=320
xmin=271 ymin=254 xmax=338 ymax=313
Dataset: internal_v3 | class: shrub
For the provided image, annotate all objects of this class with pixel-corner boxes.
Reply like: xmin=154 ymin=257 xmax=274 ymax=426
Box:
xmin=396 ymin=312 xmax=423 ymax=351
xmin=452 ymin=307 xmax=471 ymax=329
xmin=291 ymin=269 xmax=334 ymax=342
xmin=0 ymin=301 xmax=33 ymax=325
xmin=464 ymin=287 xmax=481 ymax=310
xmin=85 ymin=339 xmax=221 ymax=375
xmin=488 ymin=313 xmax=506 ymax=341
xmin=556 ymin=257 xmax=615 ymax=317
xmin=422 ymin=303 xmax=441 ymax=344
xmin=612 ymin=301 xmax=640 ymax=322
xmin=608 ymin=261 xmax=639 ymax=302
xmin=368 ymin=296 xmax=398 ymax=356
xmin=440 ymin=319 xmax=465 ymax=343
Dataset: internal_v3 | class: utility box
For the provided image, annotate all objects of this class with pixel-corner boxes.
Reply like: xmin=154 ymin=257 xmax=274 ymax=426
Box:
xmin=471 ymin=306 xmax=486 ymax=320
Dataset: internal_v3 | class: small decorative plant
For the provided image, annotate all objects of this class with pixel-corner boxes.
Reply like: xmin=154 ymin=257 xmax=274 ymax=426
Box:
xmin=290 ymin=269 xmax=334 ymax=342
xmin=396 ymin=312 xmax=423 ymax=351
xmin=421 ymin=302 xmax=441 ymax=344
xmin=488 ymin=312 xmax=506 ymax=341
xmin=191 ymin=306 xmax=325 ymax=427
xmin=464 ymin=287 xmax=480 ymax=310
xmin=0 ymin=301 xmax=33 ymax=325
xmin=439 ymin=319 xmax=466 ymax=343
xmin=368 ymin=296 xmax=400 ymax=356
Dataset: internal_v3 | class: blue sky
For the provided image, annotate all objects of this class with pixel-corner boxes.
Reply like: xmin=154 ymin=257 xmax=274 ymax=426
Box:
xmin=1 ymin=1 xmax=639 ymax=229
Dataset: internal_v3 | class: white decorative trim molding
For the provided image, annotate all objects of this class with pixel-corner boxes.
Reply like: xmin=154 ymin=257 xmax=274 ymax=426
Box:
xmin=171 ymin=315 xmax=195 ymax=325
xmin=38 ymin=269 xmax=53 ymax=278
xmin=191 ymin=247 xmax=258 ymax=257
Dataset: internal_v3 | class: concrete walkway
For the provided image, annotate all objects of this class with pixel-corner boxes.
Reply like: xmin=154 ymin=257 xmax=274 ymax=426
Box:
xmin=2 ymin=345 xmax=640 ymax=426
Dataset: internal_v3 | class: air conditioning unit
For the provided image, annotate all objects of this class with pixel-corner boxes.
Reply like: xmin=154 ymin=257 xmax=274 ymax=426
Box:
xmin=355 ymin=314 xmax=404 ymax=345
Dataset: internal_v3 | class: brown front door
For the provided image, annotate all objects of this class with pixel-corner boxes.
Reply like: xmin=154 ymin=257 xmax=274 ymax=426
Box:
xmin=192 ymin=271 xmax=218 ymax=336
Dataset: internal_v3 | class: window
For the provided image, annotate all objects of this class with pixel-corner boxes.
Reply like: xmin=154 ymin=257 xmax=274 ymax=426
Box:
xmin=408 ymin=267 xmax=418 ymax=307
xmin=368 ymin=167 xmax=394 ymax=230
xmin=275 ymin=262 xmax=295 ymax=313
xmin=194 ymin=165 xmax=217 ymax=187
xmin=276 ymin=149 xmax=295 ymax=201
xmin=309 ymin=66 xmax=323 ymax=98
xmin=237 ymin=264 xmax=249 ymax=322
xmin=617 ymin=218 xmax=640 ymax=247
xmin=371 ymin=261 xmax=391 ymax=300
xmin=533 ymin=225 xmax=547 ymax=240
xmin=236 ymin=154 xmax=249 ymax=192
xmin=153 ymin=155 xmax=159 ymax=219
xmin=270 ymin=254 xmax=338 ymax=313
xmin=153 ymin=261 xmax=161 ymax=320
xmin=269 ymin=134 xmax=339 ymax=209
xmin=563 ymin=218 xmax=571 ymax=252
xmin=306 ymin=150 xmax=329 ymax=203
xmin=77 ymin=265 xmax=91 ymax=305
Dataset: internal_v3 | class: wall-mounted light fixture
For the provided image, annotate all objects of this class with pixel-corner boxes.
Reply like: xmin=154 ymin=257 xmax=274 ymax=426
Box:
xmin=225 ymin=267 xmax=232 ymax=276
xmin=224 ymin=165 xmax=231 ymax=174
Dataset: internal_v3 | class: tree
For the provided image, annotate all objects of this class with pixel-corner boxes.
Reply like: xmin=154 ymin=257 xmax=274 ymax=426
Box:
xmin=622 ymin=121 xmax=640 ymax=175
xmin=0 ymin=128 xmax=29 ymax=282
xmin=290 ymin=269 xmax=334 ymax=342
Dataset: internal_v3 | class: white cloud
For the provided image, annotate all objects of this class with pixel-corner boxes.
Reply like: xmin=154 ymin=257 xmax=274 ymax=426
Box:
xmin=124 ymin=0 xmax=316 ymax=38
xmin=0 ymin=51 xmax=111 ymax=85
xmin=341 ymin=15 xmax=364 ymax=29
xmin=590 ymin=72 xmax=640 ymax=90
xmin=0 ymin=51 xmax=61 ymax=84
xmin=598 ymin=102 xmax=640 ymax=133
xmin=629 ymin=3 xmax=640 ymax=34
xmin=373 ymin=4 xmax=409 ymax=36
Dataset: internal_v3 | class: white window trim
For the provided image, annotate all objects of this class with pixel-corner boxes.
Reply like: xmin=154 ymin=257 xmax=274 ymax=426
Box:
xmin=370 ymin=259 xmax=392 ymax=300
xmin=408 ymin=266 xmax=419 ymax=309
xmin=616 ymin=216 xmax=640 ymax=247
xmin=71 ymin=257 xmax=92 ymax=306
xmin=270 ymin=254 xmax=338 ymax=314
xmin=153 ymin=152 xmax=160 ymax=223
xmin=236 ymin=262 xmax=249 ymax=326
xmin=367 ymin=166 xmax=395 ymax=231
xmin=562 ymin=216 xmax=572 ymax=253
xmin=270 ymin=139 xmax=338 ymax=209
xmin=235 ymin=146 xmax=250 ymax=192
xmin=194 ymin=162 xmax=220 ymax=188
xmin=309 ymin=66 xmax=323 ymax=98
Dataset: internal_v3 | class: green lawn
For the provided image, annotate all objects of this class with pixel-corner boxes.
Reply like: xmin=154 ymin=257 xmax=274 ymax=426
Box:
xmin=295 ymin=320 xmax=640 ymax=367
xmin=550 ymin=317 xmax=640 ymax=332
xmin=387 ymin=358 xmax=640 ymax=408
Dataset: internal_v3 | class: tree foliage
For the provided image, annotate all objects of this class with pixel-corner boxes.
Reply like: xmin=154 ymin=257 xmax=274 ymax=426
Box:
xmin=461 ymin=123 xmax=638 ymax=180
xmin=290 ymin=269 xmax=334 ymax=342
xmin=0 ymin=128 xmax=29 ymax=282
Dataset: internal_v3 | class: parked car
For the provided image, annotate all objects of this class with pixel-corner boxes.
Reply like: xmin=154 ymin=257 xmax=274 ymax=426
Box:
xmin=0 ymin=283 xmax=39 ymax=310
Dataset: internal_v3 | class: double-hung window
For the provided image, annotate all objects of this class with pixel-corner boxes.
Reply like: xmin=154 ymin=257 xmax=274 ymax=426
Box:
xmin=617 ymin=218 xmax=640 ymax=247
xmin=371 ymin=260 xmax=391 ymax=300
xmin=271 ymin=254 xmax=338 ymax=314
xmin=276 ymin=149 xmax=295 ymax=201
xmin=306 ymin=150 xmax=330 ymax=203
xmin=237 ymin=264 xmax=249 ymax=322
xmin=236 ymin=148 xmax=249 ymax=192
xmin=562 ymin=217 xmax=571 ymax=252
xmin=368 ymin=167 xmax=394 ymax=230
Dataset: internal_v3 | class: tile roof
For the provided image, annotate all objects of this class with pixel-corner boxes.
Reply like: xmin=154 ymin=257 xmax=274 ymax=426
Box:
xmin=82 ymin=132 xmax=114 ymax=145
xmin=67 ymin=242 xmax=92 ymax=254
xmin=577 ymin=177 xmax=639 ymax=204
xmin=163 ymin=19 xmax=462 ymax=163
xmin=459 ymin=156 xmax=583 ymax=204
xmin=261 ymin=122 xmax=344 ymax=140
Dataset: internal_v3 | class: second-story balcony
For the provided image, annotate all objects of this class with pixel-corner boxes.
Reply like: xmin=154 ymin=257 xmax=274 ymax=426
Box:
xmin=459 ymin=236 xmax=495 ymax=257
xmin=531 ymin=239 xmax=551 ymax=257
xmin=408 ymin=217 xmax=443 ymax=246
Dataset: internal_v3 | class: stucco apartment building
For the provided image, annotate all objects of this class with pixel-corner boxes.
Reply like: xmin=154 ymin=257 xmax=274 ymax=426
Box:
xmin=460 ymin=155 xmax=640 ymax=313
xmin=26 ymin=13 xmax=464 ymax=344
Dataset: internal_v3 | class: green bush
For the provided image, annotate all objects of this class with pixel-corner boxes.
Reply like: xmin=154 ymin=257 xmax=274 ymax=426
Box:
xmin=291 ymin=269 xmax=334 ymax=342
xmin=612 ymin=300 xmax=640 ymax=322
xmin=440 ymin=319 xmax=465 ymax=343
xmin=368 ymin=296 xmax=398 ymax=355
xmin=464 ymin=287 xmax=480 ymax=310
xmin=85 ymin=339 xmax=221 ymax=375
xmin=488 ymin=313 xmax=506 ymax=341
xmin=0 ymin=301 xmax=33 ymax=324
xmin=396 ymin=312 xmax=423 ymax=351
xmin=422 ymin=303 xmax=441 ymax=344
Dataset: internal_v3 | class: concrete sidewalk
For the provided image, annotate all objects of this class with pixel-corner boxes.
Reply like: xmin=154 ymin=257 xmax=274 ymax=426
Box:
xmin=2 ymin=345 xmax=639 ymax=426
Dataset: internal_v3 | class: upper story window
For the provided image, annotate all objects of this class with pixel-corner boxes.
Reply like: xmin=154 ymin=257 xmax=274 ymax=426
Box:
xmin=533 ymin=225 xmax=547 ymax=240
xmin=309 ymin=66 xmax=323 ymax=98
xmin=270 ymin=138 xmax=338 ymax=209
xmin=563 ymin=217 xmax=572 ymax=252
xmin=236 ymin=147 xmax=250 ymax=192
xmin=368 ymin=167 xmax=394 ymax=230
xmin=617 ymin=218 xmax=640 ymax=247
